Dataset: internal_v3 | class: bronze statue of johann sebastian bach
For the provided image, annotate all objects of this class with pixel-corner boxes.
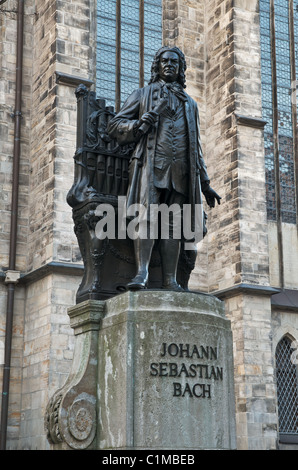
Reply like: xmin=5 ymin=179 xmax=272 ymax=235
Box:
xmin=108 ymin=46 xmax=221 ymax=291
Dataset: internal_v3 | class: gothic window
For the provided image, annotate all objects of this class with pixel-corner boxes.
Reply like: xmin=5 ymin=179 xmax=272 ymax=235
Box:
xmin=275 ymin=335 xmax=298 ymax=443
xmin=259 ymin=0 xmax=297 ymax=224
xmin=96 ymin=0 xmax=163 ymax=110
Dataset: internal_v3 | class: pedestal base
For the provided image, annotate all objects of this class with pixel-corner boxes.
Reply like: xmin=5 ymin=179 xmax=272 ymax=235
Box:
xmin=98 ymin=290 xmax=236 ymax=450
xmin=45 ymin=290 xmax=236 ymax=450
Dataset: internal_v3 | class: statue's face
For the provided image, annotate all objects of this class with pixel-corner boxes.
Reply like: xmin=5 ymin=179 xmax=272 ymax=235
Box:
xmin=158 ymin=51 xmax=179 ymax=83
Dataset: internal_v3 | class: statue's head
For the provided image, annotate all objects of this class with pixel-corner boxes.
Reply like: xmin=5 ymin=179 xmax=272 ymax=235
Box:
xmin=149 ymin=46 xmax=187 ymax=88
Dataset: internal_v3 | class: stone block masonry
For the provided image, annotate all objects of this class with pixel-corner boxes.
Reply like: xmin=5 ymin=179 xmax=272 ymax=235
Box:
xmin=0 ymin=0 xmax=34 ymax=272
xmin=29 ymin=0 xmax=94 ymax=272
xmin=205 ymin=0 xmax=270 ymax=292
xmin=17 ymin=273 xmax=79 ymax=450
xmin=225 ymin=293 xmax=278 ymax=449
xmin=0 ymin=0 xmax=93 ymax=449
xmin=204 ymin=0 xmax=277 ymax=450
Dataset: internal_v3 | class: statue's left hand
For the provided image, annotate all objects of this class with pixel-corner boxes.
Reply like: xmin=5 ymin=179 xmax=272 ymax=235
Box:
xmin=203 ymin=185 xmax=221 ymax=208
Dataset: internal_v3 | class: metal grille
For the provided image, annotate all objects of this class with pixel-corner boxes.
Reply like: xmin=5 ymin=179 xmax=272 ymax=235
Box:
xmin=275 ymin=336 xmax=298 ymax=435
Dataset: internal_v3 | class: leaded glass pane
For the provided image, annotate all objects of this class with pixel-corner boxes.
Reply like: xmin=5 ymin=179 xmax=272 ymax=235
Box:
xmin=260 ymin=0 xmax=276 ymax=221
xmin=96 ymin=0 xmax=117 ymax=106
xmin=96 ymin=0 xmax=162 ymax=108
xmin=144 ymin=0 xmax=163 ymax=82
xmin=275 ymin=0 xmax=296 ymax=223
xmin=294 ymin=1 xmax=298 ymax=138
xmin=121 ymin=0 xmax=140 ymax=102
xmin=275 ymin=336 xmax=298 ymax=435
xmin=259 ymin=0 xmax=297 ymax=223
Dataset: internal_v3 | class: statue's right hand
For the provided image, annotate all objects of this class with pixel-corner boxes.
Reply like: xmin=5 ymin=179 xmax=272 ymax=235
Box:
xmin=140 ymin=111 xmax=159 ymax=126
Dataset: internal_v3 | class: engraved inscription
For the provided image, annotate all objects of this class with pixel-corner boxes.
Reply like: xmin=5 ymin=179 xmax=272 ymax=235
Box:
xmin=150 ymin=343 xmax=224 ymax=398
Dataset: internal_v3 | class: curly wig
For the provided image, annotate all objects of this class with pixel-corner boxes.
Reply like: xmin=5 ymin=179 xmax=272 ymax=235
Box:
xmin=148 ymin=46 xmax=187 ymax=88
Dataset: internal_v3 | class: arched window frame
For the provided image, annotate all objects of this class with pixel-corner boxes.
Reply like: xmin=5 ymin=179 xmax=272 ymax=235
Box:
xmin=259 ymin=0 xmax=298 ymax=225
xmin=275 ymin=334 xmax=298 ymax=444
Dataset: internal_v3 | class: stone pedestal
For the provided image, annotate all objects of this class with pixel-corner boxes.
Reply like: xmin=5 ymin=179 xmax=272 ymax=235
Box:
xmin=98 ymin=291 xmax=236 ymax=450
xmin=45 ymin=291 xmax=236 ymax=450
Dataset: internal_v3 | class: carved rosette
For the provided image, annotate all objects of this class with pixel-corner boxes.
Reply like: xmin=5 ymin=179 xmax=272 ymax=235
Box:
xmin=45 ymin=300 xmax=105 ymax=450
xmin=45 ymin=391 xmax=97 ymax=450
xmin=68 ymin=398 xmax=96 ymax=442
